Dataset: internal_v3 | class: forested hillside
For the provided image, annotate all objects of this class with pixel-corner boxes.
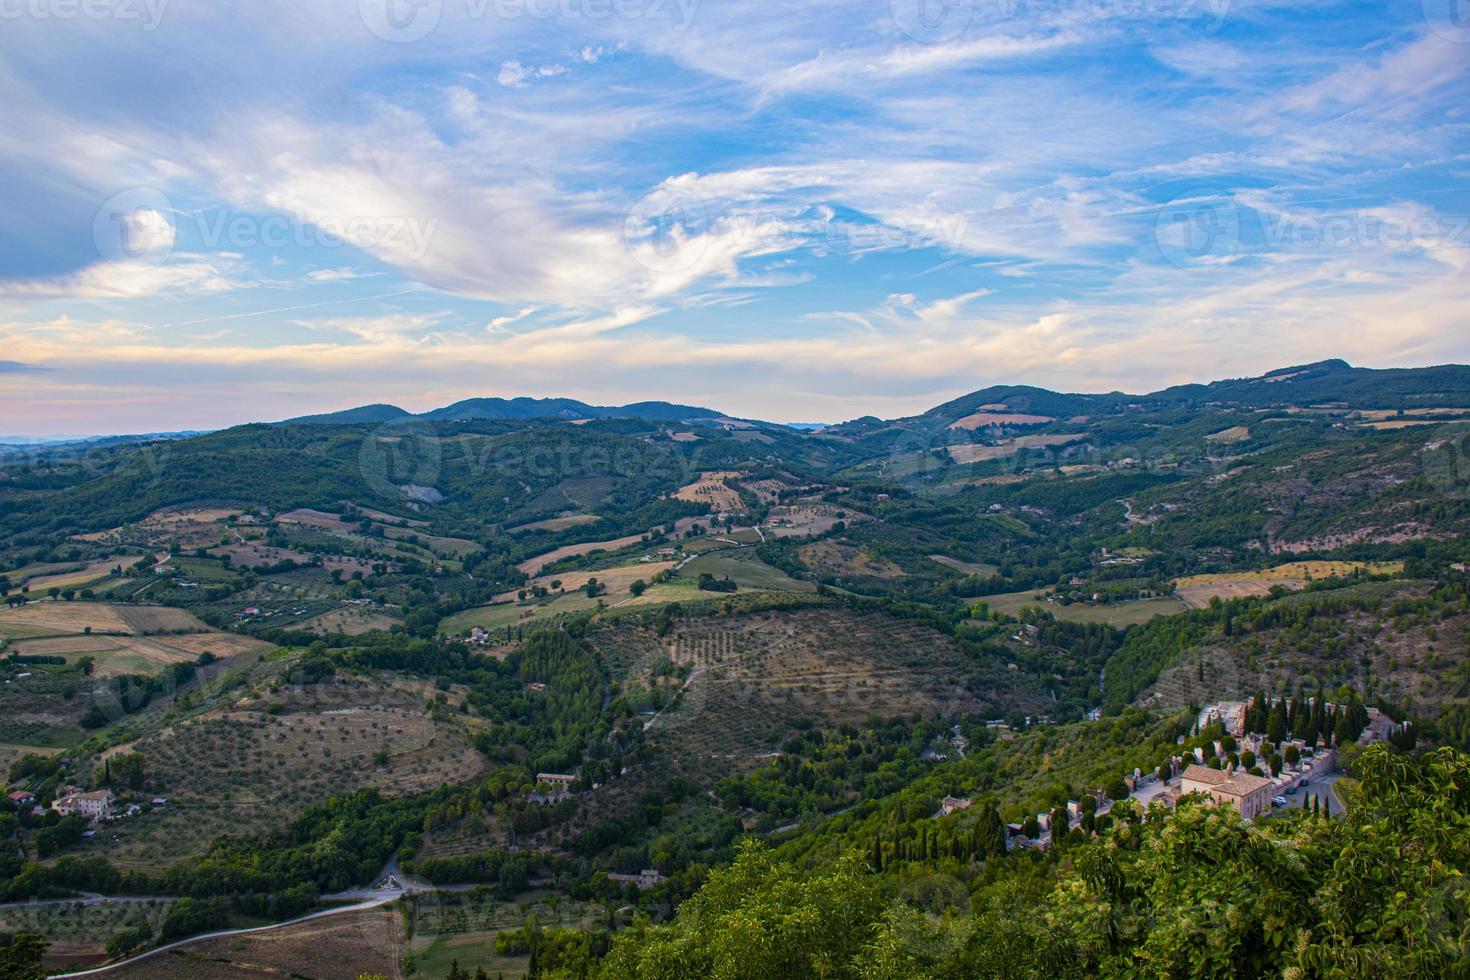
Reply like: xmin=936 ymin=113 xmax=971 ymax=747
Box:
xmin=590 ymin=746 xmax=1470 ymax=978
xmin=3 ymin=362 xmax=1469 ymax=976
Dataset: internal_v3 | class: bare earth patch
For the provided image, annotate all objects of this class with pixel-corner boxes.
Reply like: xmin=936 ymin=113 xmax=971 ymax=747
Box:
xmin=946 ymin=433 xmax=1086 ymax=463
xmin=949 ymin=411 xmax=1055 ymax=430
xmin=103 ymin=906 xmax=406 ymax=979
xmin=674 ymin=471 xmax=747 ymax=512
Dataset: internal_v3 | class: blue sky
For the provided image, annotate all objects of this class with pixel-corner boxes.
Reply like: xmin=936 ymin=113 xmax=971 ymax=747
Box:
xmin=0 ymin=0 xmax=1466 ymax=434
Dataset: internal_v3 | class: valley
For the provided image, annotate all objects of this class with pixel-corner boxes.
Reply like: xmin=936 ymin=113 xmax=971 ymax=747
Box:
xmin=2 ymin=359 xmax=1469 ymax=976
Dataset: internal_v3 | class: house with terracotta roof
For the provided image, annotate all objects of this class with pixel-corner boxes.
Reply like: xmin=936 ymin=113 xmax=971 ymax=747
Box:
xmin=51 ymin=789 xmax=115 ymax=822
xmin=7 ymin=790 xmax=35 ymax=807
xmin=1179 ymin=765 xmax=1273 ymax=820
xmin=937 ymin=796 xmax=973 ymax=817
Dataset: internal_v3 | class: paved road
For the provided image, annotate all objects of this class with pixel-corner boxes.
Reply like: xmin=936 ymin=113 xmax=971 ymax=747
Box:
xmin=1128 ymin=775 xmax=1175 ymax=808
xmin=1275 ymin=772 xmax=1345 ymax=817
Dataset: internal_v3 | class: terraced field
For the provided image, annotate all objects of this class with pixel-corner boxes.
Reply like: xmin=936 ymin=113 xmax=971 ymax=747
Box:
xmin=590 ymin=608 xmax=1043 ymax=779
xmin=1138 ymin=581 xmax=1468 ymax=715
xmin=674 ymin=471 xmax=746 ymax=511
xmin=102 ymin=678 xmax=486 ymax=871
xmin=797 ymin=540 xmax=905 ymax=580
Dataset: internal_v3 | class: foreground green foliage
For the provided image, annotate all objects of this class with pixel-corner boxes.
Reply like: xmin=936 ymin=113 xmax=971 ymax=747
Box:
xmin=593 ymin=745 xmax=1470 ymax=979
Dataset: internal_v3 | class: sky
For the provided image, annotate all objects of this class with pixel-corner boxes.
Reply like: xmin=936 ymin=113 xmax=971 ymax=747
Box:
xmin=0 ymin=0 xmax=1466 ymax=436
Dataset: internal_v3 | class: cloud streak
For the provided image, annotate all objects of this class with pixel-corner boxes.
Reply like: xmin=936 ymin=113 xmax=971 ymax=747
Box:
xmin=0 ymin=1 xmax=1465 ymax=434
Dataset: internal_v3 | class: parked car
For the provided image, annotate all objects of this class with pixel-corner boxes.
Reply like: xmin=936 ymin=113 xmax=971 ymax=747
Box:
xmin=1272 ymin=796 xmax=1288 ymax=807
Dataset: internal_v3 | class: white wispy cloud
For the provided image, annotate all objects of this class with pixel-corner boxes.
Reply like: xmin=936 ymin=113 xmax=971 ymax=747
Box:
xmin=0 ymin=3 xmax=1466 ymax=434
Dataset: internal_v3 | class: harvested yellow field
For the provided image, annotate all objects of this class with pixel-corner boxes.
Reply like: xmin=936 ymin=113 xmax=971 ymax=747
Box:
xmin=0 ymin=602 xmax=134 ymax=634
xmin=115 ymin=604 xmax=213 ymax=633
xmin=516 ymin=531 xmax=650 ymax=576
xmin=276 ymin=507 xmax=356 ymax=531
xmin=508 ymin=513 xmax=603 ymax=533
xmin=7 ymin=629 xmax=269 ymax=676
xmin=0 ymin=601 xmax=210 ymax=636
xmin=1174 ymin=561 xmax=1402 ymax=607
xmin=947 ymin=433 xmax=1085 ymax=464
xmin=949 ymin=411 xmax=1054 ymax=430
xmin=21 ymin=559 xmax=129 ymax=593
xmin=515 ymin=516 xmax=705 ymax=576
xmin=9 ymin=634 xmax=122 ymax=657
xmin=1205 ymin=426 xmax=1251 ymax=443
xmin=1356 ymin=407 xmax=1470 ymax=419
xmin=500 ymin=561 xmax=676 ymax=603
xmin=151 ymin=632 xmax=274 ymax=659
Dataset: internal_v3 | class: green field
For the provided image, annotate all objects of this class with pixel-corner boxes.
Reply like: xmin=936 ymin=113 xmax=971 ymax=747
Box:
xmin=172 ymin=556 xmax=239 ymax=581
xmin=404 ymin=892 xmax=597 ymax=978
xmin=440 ymin=590 xmax=605 ymax=634
xmin=982 ymin=590 xmax=1191 ymax=626
xmin=0 ymin=561 xmax=81 ymax=593
xmin=0 ymin=621 xmax=66 ymax=640
xmin=677 ymin=552 xmax=815 ymax=592
xmin=442 ymin=551 xmax=814 ymax=633
xmin=929 ymin=554 xmax=1000 ymax=577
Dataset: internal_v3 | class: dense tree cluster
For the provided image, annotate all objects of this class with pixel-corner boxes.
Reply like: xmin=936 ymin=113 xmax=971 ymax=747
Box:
xmin=593 ymin=745 xmax=1470 ymax=978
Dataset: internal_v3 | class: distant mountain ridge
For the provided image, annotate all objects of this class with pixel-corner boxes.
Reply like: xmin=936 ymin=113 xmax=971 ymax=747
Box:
xmin=173 ymin=358 xmax=1470 ymax=434
xmin=1148 ymin=359 xmax=1470 ymax=408
xmin=906 ymin=359 xmax=1470 ymax=427
xmin=279 ymin=397 xmax=753 ymax=427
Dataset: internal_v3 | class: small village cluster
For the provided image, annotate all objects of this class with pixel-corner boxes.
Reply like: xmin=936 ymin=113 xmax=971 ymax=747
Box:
xmin=9 ymin=786 xmax=170 ymax=827
xmin=939 ymin=695 xmax=1400 ymax=850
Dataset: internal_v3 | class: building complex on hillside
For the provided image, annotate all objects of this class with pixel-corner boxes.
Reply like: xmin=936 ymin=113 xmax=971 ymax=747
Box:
xmin=607 ymin=868 xmax=667 ymax=890
xmin=51 ymin=789 xmax=115 ymax=822
xmin=1179 ymin=765 xmax=1274 ymax=820
xmin=938 ymin=796 xmax=973 ymax=817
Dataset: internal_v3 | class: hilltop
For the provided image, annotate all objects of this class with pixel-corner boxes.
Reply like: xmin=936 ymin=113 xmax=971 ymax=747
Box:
xmin=279 ymin=396 xmax=762 ymax=428
xmin=3 ymin=358 xmax=1470 ymax=974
